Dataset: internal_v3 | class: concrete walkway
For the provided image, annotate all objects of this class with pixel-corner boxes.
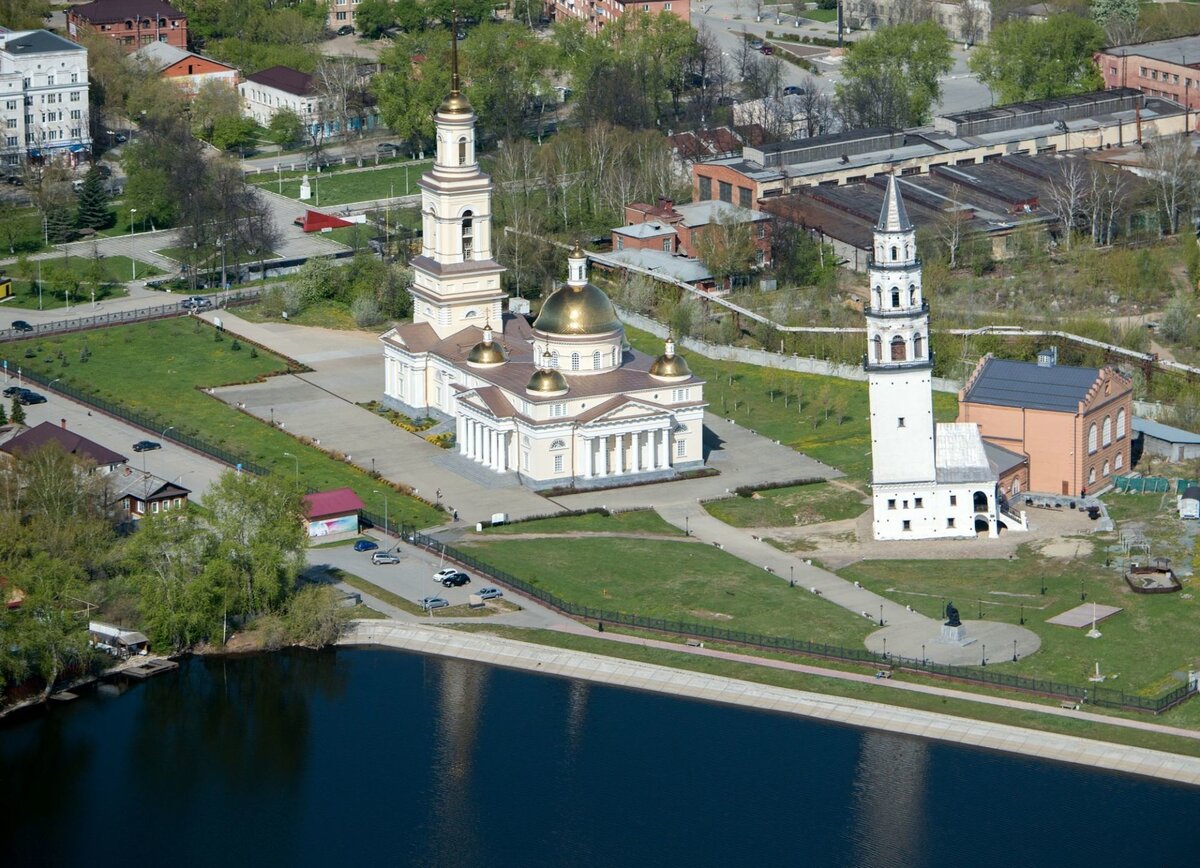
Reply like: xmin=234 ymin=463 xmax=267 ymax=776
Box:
xmin=341 ymin=620 xmax=1200 ymax=785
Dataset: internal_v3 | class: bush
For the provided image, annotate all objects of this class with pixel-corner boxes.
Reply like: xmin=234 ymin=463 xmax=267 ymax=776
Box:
xmin=284 ymin=585 xmax=349 ymax=647
xmin=425 ymin=431 xmax=455 ymax=449
xmin=350 ymin=294 xmax=383 ymax=327
xmin=231 ymin=339 xmax=242 ymax=351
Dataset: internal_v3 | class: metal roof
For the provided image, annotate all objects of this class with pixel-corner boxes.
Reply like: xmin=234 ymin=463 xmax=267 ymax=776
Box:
xmin=934 ymin=423 xmax=995 ymax=483
xmin=1132 ymin=416 xmax=1200 ymax=445
xmin=0 ymin=29 xmax=85 ymax=55
xmin=876 ymin=174 xmax=912 ymax=232
xmin=1106 ymin=35 xmax=1200 ymax=65
xmin=963 ymin=357 xmax=1100 ymax=413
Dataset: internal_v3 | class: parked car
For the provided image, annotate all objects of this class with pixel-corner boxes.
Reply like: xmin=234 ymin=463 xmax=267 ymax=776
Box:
xmin=353 ymin=539 xmax=379 ymax=552
xmin=476 ymin=587 xmax=503 ymax=600
xmin=336 ymin=25 xmax=354 ymax=36
xmin=433 ymin=567 xmax=459 ymax=583
xmin=10 ymin=320 xmax=33 ymax=332
xmin=132 ymin=440 xmax=161 ymax=453
xmin=17 ymin=391 xmax=46 ymax=405
xmin=181 ymin=296 xmax=213 ymax=310
xmin=783 ymin=85 xmax=806 ymax=96
xmin=748 ymin=39 xmax=764 ymax=50
xmin=760 ymin=44 xmax=774 ymax=55
xmin=375 ymin=142 xmax=401 ymax=154
xmin=371 ymin=551 xmax=400 ymax=565
xmin=95 ymin=164 xmax=112 ymax=178
xmin=5 ymin=175 xmax=23 ymax=185
xmin=419 ymin=596 xmax=450 ymax=610
xmin=442 ymin=572 xmax=471 ymax=588
xmin=717 ymin=95 xmax=736 ymax=107
xmin=3 ymin=386 xmax=30 ymax=398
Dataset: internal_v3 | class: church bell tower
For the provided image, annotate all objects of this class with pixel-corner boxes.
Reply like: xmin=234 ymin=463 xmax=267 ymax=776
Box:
xmin=865 ymin=175 xmax=937 ymax=486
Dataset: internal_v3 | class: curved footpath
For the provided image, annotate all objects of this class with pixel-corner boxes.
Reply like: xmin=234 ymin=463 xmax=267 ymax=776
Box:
xmin=341 ymin=620 xmax=1200 ymax=787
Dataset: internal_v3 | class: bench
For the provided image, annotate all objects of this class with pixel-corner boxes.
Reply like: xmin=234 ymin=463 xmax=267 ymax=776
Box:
xmin=1060 ymin=701 xmax=1079 ymax=710
xmin=685 ymin=639 xmax=704 ymax=648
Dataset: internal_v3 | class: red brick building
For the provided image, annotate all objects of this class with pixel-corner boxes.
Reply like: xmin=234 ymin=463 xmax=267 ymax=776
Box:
xmin=549 ymin=0 xmax=691 ymax=35
xmin=67 ymin=0 xmax=188 ymax=53
xmin=1095 ymin=35 xmax=1200 ymax=119
xmin=614 ymin=198 xmax=773 ymax=268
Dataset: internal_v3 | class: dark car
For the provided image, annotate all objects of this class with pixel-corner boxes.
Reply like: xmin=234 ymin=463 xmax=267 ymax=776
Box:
xmin=181 ymin=296 xmax=213 ymax=310
xmin=760 ymin=44 xmax=774 ymax=55
xmin=5 ymin=175 xmax=23 ymax=185
xmin=17 ymin=391 xmax=46 ymax=405
xmin=353 ymin=539 xmax=379 ymax=552
xmin=2 ymin=385 xmax=30 ymax=398
xmin=376 ymin=142 xmax=401 ymax=154
xmin=441 ymin=572 xmax=471 ymax=588
xmin=95 ymin=164 xmax=112 ymax=178
xmin=132 ymin=440 xmax=161 ymax=453
xmin=782 ymin=85 xmax=806 ymax=96
xmin=336 ymin=25 xmax=355 ymax=36
xmin=10 ymin=320 xmax=33 ymax=332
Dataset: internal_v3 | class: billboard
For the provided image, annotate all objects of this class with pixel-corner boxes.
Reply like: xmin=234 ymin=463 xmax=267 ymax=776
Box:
xmin=307 ymin=513 xmax=359 ymax=538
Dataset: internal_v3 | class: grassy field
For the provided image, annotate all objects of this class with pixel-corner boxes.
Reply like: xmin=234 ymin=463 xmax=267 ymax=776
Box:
xmin=705 ymin=482 xmax=868 ymax=528
xmin=450 ymin=624 xmax=1200 ymax=754
xmin=481 ymin=509 xmax=685 ymax=536
xmin=799 ymin=8 xmax=838 ymax=22
xmin=237 ymin=298 xmax=367 ymax=330
xmin=2 ymin=320 xmax=441 ymax=526
xmin=458 ymin=534 xmax=870 ymax=645
xmin=839 ymin=541 xmax=1200 ymax=697
xmin=3 ymin=255 xmax=160 ymax=309
xmin=624 ymin=326 xmax=958 ymax=481
xmin=250 ymin=162 xmax=431 ymax=206
xmin=0 ymin=205 xmax=48 ymax=254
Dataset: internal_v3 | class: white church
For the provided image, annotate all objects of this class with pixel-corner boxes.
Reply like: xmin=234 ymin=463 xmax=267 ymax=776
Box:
xmin=379 ymin=46 xmax=706 ymax=490
xmin=865 ymin=176 xmax=1027 ymax=540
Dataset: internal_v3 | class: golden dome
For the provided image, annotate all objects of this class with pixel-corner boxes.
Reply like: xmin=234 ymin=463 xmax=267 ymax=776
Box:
xmin=438 ymin=90 xmax=473 ymax=115
xmin=526 ymin=367 xmax=568 ymax=396
xmin=467 ymin=329 xmax=506 ymax=367
xmin=649 ymin=336 xmax=691 ymax=381
xmin=532 ymin=283 xmax=622 ymax=336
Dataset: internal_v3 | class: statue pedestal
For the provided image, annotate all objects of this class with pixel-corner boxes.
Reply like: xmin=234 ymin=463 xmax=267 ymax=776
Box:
xmin=935 ymin=623 xmax=975 ymax=647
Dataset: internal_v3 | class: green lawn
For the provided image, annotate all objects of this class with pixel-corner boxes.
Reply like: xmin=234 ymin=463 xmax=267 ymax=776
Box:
xmin=457 ymin=535 xmax=870 ymax=645
xmin=3 ymin=255 xmax=161 ymax=309
xmin=800 ymin=8 xmax=839 ymax=22
xmin=1 ymin=320 xmax=441 ymax=527
xmin=0 ymin=205 xmax=48 ymax=254
xmin=250 ymin=161 xmax=431 ymax=206
xmin=705 ymin=482 xmax=868 ymax=528
xmin=236 ymin=299 xmax=366 ymax=330
xmin=481 ymin=509 xmax=685 ymax=536
xmin=838 ymin=541 xmax=1200 ymax=698
xmin=624 ymin=326 xmax=959 ymax=482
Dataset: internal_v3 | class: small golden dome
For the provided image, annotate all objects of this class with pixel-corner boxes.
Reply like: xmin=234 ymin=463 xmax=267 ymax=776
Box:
xmin=649 ymin=336 xmax=691 ymax=381
xmin=467 ymin=329 xmax=506 ymax=367
xmin=533 ymin=283 xmax=622 ymax=336
xmin=526 ymin=367 xmax=568 ymax=396
xmin=438 ymin=90 xmax=473 ymax=115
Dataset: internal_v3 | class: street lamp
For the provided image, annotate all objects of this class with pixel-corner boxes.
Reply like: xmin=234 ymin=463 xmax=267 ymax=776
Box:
xmin=1013 ymin=639 xmax=1018 ymax=662
xmin=129 ymin=208 xmax=138 ymax=281
xmin=282 ymin=451 xmax=299 ymax=483
xmin=161 ymin=425 xmax=175 ymax=440
xmin=922 ymin=644 xmax=926 ymax=664
xmin=685 ymin=516 xmax=690 ymax=536
xmin=879 ymin=604 xmax=884 ymax=627
xmin=981 ymin=644 xmax=987 ymax=667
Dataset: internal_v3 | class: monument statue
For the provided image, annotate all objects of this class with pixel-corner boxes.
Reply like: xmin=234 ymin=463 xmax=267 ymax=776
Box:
xmin=944 ymin=601 xmax=961 ymax=627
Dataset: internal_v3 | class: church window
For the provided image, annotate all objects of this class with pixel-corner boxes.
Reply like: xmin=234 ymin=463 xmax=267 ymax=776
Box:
xmin=873 ymin=287 xmax=881 ymax=308
xmin=887 ymin=499 xmax=896 ymax=510
xmin=1103 ymin=460 xmax=1110 ymax=477
xmin=554 ymin=454 xmax=564 ymax=473
xmin=464 ymin=309 xmax=478 ymax=318
xmin=947 ymin=518 xmax=955 ymax=528
xmin=593 ymin=351 xmax=601 ymax=369
xmin=551 ymin=352 xmax=559 ymax=368
xmin=873 ymin=335 xmax=882 ymax=361
xmin=676 ymin=440 xmax=686 ymax=458
xmin=1115 ymin=451 xmax=1123 ymax=470
xmin=571 ymin=353 xmax=580 ymax=371
xmin=897 ymin=417 xmax=905 ymax=428
xmin=1087 ymin=423 xmax=1097 ymax=454
xmin=550 ymin=402 xmax=567 ymax=417
xmin=902 ymin=500 xmax=909 ymax=509
xmin=949 ymin=495 xmax=957 ymax=506
xmin=1102 ymin=416 xmax=1112 ymax=446
xmin=550 ymin=439 xmax=566 ymax=449
xmin=1088 ymin=467 xmax=1096 ymax=484
xmin=891 ymin=289 xmax=900 ymax=308
xmin=891 ymin=246 xmax=898 ymax=261
xmin=1116 ymin=408 xmax=1126 ymax=438
xmin=908 ymin=285 xmax=916 ymax=305
xmin=1011 ymin=479 xmax=1021 ymax=496
xmin=914 ymin=497 xmax=923 ymax=508
xmin=458 ymin=137 xmax=467 ymax=164
xmin=913 ymin=334 xmax=923 ymax=358
xmin=902 ymin=520 xmax=911 ymax=531
xmin=890 ymin=336 xmax=906 ymax=361
xmin=673 ymin=388 xmax=689 ymax=402
xmin=461 ymin=211 xmax=474 ymax=259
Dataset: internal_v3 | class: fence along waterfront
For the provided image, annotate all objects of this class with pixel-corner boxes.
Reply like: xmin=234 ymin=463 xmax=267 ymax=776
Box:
xmin=398 ymin=526 xmax=1195 ymax=715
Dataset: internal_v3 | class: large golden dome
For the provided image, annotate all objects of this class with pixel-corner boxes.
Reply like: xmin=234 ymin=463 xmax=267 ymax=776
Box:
xmin=438 ymin=90 xmax=473 ymax=115
xmin=533 ymin=283 xmax=622 ymax=336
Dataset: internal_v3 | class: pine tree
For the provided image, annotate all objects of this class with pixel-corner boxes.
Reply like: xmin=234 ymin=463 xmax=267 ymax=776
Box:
xmin=45 ymin=206 xmax=74 ymax=244
xmin=10 ymin=397 xmax=25 ymax=426
xmin=0 ymin=402 xmax=8 ymax=425
xmin=75 ymin=167 xmax=111 ymax=230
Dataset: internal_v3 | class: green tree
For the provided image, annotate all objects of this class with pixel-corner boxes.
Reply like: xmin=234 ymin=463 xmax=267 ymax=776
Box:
xmin=355 ymin=0 xmax=396 ymax=38
xmin=835 ymin=22 xmax=954 ymax=128
xmin=75 ymin=166 xmax=111 ymax=230
xmin=267 ymin=108 xmax=305 ymax=148
xmin=291 ymin=256 xmax=344 ymax=308
xmin=210 ymin=115 xmax=258 ymax=151
xmin=11 ymin=397 xmax=27 ymax=427
xmin=374 ymin=33 xmax=451 ymax=151
xmin=45 ymin=205 xmax=74 ymax=244
xmin=190 ymin=79 xmax=243 ymax=143
xmin=693 ymin=211 xmax=760 ymax=289
xmin=968 ymin=15 xmax=1105 ymax=105
xmin=0 ymin=0 xmax=50 ymax=29
xmin=0 ymin=402 xmax=7 ymax=426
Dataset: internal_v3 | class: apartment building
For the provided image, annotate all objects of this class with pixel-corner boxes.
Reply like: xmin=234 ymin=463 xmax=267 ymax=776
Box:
xmin=0 ymin=29 xmax=91 ymax=169
xmin=549 ymin=0 xmax=690 ymax=35
xmin=1097 ymin=35 xmax=1200 ymax=115
xmin=67 ymin=0 xmax=188 ymax=53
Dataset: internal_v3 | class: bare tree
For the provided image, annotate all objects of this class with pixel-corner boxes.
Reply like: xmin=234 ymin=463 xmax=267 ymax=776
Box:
xmin=936 ymin=183 xmax=969 ymax=267
xmin=1043 ymin=157 xmax=1090 ymax=250
xmin=794 ymin=76 xmax=836 ymax=138
xmin=1143 ymin=134 xmax=1199 ymax=236
xmin=313 ymin=56 xmax=369 ymax=165
xmin=957 ymin=0 xmax=988 ymax=46
xmin=1086 ymin=162 xmax=1136 ymax=246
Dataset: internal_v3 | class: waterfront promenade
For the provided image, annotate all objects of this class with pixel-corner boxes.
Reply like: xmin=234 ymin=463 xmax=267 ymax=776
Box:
xmin=342 ymin=620 xmax=1200 ymax=786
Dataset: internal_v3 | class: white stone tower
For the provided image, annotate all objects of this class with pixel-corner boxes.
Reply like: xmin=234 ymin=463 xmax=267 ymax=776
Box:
xmin=409 ymin=29 xmax=505 ymax=339
xmin=865 ymin=175 xmax=936 ymax=486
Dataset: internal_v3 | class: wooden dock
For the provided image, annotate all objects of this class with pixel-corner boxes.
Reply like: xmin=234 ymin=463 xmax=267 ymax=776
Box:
xmin=122 ymin=658 xmax=179 ymax=680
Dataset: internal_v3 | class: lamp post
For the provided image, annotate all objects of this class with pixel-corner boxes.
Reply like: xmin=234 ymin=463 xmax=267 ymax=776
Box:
xmin=161 ymin=425 xmax=175 ymax=444
xmin=879 ymin=604 xmax=884 ymax=627
xmin=1080 ymin=575 xmax=1086 ymax=602
xmin=129 ymin=208 xmax=137 ymax=280
xmin=270 ymin=407 xmax=275 ymax=426
xmin=685 ymin=516 xmax=689 ymax=536
xmin=921 ymin=644 xmax=926 ymax=664
xmin=373 ymin=488 xmax=389 ymax=536
xmin=981 ymin=644 xmax=987 ymax=667
xmin=282 ymin=451 xmax=299 ymax=483
xmin=1019 ymin=604 xmax=1025 ymax=625
xmin=882 ymin=637 xmax=887 ymax=658
xmin=1013 ymin=639 xmax=1018 ymax=662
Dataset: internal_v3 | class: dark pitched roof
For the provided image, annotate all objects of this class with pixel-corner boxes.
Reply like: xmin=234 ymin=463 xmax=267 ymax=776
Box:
xmin=72 ymin=0 xmax=185 ymax=24
xmin=303 ymin=488 xmax=365 ymax=519
xmin=983 ymin=440 xmax=1027 ymax=476
xmin=963 ymin=357 xmax=1100 ymax=413
xmin=1 ymin=422 xmax=127 ymax=466
xmin=244 ymin=65 xmax=314 ymax=96
xmin=1 ymin=30 xmax=84 ymax=55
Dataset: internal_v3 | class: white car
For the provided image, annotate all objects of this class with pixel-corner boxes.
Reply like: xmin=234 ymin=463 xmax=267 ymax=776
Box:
xmin=476 ymin=587 xmax=503 ymax=600
xmin=371 ymin=551 xmax=400 ymax=565
xmin=419 ymin=596 xmax=450 ymax=610
xmin=433 ymin=568 xmax=459 ymax=583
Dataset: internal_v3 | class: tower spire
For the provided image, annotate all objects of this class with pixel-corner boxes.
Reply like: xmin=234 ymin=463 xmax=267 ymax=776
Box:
xmin=876 ymin=174 xmax=912 ymax=233
xmin=450 ymin=8 xmax=461 ymax=97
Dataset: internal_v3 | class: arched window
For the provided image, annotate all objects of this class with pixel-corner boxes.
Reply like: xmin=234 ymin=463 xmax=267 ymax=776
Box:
xmin=550 ymin=439 xmax=566 ymax=450
xmin=1088 ymin=467 xmax=1096 ymax=485
xmin=890 ymin=245 xmax=898 ymax=261
xmin=1117 ymin=408 xmax=1126 ymax=438
xmin=874 ymin=287 xmax=882 ymax=308
xmin=461 ymin=210 xmax=474 ymax=259
xmin=913 ymin=334 xmax=923 ymax=358
xmin=593 ymin=351 xmax=601 ymax=369
xmin=1103 ymin=460 xmax=1110 ymax=477
xmin=458 ymin=137 xmax=468 ymax=165
xmin=908 ymin=285 xmax=917 ymax=305
xmin=1102 ymin=416 xmax=1112 ymax=447
xmin=550 ymin=351 xmax=559 ymax=369
xmin=571 ymin=353 xmax=580 ymax=371
xmin=1115 ymin=451 xmax=1123 ymax=470
xmin=890 ymin=335 xmax=906 ymax=362
xmin=464 ymin=309 xmax=478 ymax=318
xmin=1011 ymin=478 xmax=1021 ymax=495
xmin=873 ymin=335 xmax=883 ymax=361
xmin=891 ymin=289 xmax=900 ymax=308
xmin=1088 ymin=423 xmax=1097 ymax=454
xmin=611 ymin=347 xmax=618 ymax=366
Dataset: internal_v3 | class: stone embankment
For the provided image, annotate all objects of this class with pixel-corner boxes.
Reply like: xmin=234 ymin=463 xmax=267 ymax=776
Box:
xmin=341 ymin=620 xmax=1200 ymax=787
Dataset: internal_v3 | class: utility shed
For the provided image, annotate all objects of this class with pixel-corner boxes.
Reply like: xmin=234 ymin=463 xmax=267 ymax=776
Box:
xmin=1132 ymin=416 xmax=1200 ymax=462
xmin=1179 ymin=486 xmax=1200 ymax=520
xmin=302 ymin=488 xmax=365 ymax=539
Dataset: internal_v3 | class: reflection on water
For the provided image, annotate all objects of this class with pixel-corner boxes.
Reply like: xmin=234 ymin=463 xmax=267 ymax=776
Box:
xmin=849 ymin=732 xmax=929 ymax=868
xmin=2 ymin=649 xmax=1199 ymax=868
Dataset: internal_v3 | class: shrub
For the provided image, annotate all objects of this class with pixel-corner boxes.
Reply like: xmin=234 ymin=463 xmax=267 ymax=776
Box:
xmin=350 ymin=294 xmax=383 ymax=327
xmin=231 ymin=339 xmax=242 ymax=351
xmin=250 ymin=345 xmax=258 ymax=358
xmin=425 ymin=431 xmax=455 ymax=449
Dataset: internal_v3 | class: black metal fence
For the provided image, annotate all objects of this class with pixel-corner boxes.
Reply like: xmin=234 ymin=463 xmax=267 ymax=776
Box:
xmin=0 ymin=289 xmax=262 ymax=343
xmin=402 ymin=528 xmax=1196 ymax=715
xmin=11 ymin=366 xmax=270 ymax=476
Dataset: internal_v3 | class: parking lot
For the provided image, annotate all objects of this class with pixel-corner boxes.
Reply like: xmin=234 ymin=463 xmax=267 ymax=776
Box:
xmin=306 ymin=537 xmax=568 ymax=628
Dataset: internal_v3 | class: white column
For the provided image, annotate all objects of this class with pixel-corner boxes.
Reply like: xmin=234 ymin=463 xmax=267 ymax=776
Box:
xmin=498 ymin=432 xmax=508 ymax=472
xmin=599 ymin=435 xmax=609 ymax=475
xmin=648 ymin=430 xmax=658 ymax=471
xmin=632 ymin=431 xmax=642 ymax=473
xmin=583 ymin=437 xmax=594 ymax=479
xmin=473 ymin=421 xmax=483 ymax=463
xmin=664 ymin=430 xmax=672 ymax=468
xmin=491 ymin=430 xmax=501 ymax=472
xmin=457 ymin=415 xmax=467 ymax=456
